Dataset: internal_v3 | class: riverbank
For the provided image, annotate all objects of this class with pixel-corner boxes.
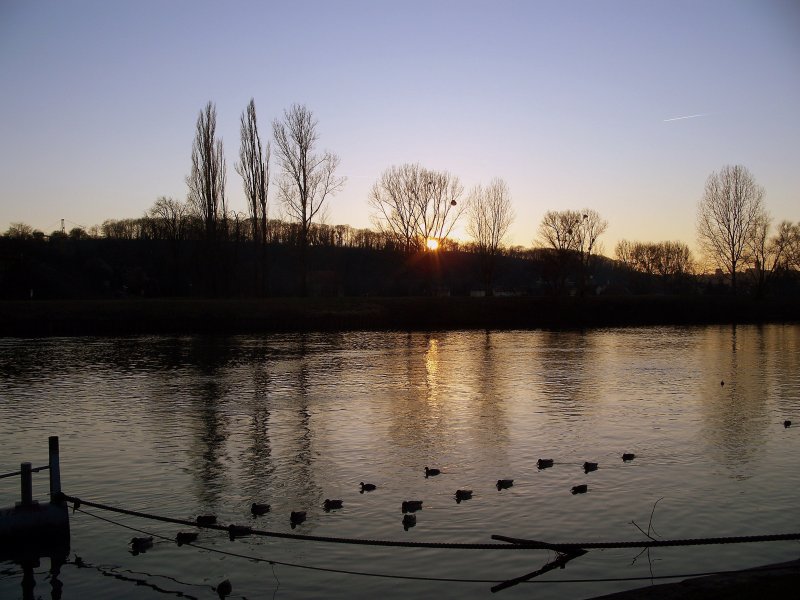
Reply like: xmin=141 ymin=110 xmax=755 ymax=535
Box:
xmin=590 ymin=558 xmax=800 ymax=599
xmin=1 ymin=295 xmax=798 ymax=336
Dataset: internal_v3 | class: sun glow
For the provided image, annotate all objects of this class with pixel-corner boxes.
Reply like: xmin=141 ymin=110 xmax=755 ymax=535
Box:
xmin=426 ymin=238 xmax=439 ymax=251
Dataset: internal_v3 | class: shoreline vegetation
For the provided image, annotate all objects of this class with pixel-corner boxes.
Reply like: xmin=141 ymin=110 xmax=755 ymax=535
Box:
xmin=1 ymin=296 xmax=798 ymax=337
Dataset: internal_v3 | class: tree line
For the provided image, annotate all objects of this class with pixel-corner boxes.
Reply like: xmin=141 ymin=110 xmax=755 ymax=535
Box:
xmin=3 ymin=101 xmax=799 ymax=298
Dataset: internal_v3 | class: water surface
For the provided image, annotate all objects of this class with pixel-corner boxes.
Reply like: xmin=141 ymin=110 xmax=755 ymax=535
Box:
xmin=1 ymin=325 xmax=798 ymax=599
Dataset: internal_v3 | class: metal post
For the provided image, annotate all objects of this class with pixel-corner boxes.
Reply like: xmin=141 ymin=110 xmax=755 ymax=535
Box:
xmin=21 ymin=558 xmax=39 ymax=600
xmin=49 ymin=436 xmax=62 ymax=503
xmin=20 ymin=462 xmax=33 ymax=506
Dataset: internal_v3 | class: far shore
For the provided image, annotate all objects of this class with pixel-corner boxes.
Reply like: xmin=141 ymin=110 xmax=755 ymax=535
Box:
xmin=0 ymin=295 xmax=798 ymax=337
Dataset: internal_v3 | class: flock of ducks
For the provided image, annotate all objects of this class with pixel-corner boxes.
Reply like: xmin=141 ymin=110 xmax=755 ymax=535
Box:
xmin=210 ymin=455 xmax=636 ymax=539
xmin=122 ymin=401 xmax=794 ymax=598
xmin=127 ymin=415 xmax=793 ymax=593
xmin=134 ymin=431 xmax=797 ymax=553
xmin=129 ymin=453 xmax=638 ymax=558
xmin=130 ymin=453 xmax=643 ymax=557
xmin=125 ymin=421 xmax=793 ymax=597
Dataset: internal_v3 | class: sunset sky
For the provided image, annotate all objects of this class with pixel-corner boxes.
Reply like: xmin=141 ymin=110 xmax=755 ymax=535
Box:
xmin=1 ymin=0 xmax=798 ymax=253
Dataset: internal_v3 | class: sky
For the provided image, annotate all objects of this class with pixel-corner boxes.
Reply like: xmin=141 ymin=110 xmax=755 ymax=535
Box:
xmin=1 ymin=0 xmax=798 ymax=254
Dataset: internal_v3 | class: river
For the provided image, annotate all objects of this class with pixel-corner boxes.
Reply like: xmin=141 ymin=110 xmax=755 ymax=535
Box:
xmin=1 ymin=325 xmax=798 ymax=599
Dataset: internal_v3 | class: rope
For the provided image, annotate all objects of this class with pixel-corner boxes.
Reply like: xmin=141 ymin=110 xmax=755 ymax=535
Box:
xmin=77 ymin=507 xmax=501 ymax=581
xmin=60 ymin=493 xmax=800 ymax=551
xmin=75 ymin=507 xmax=800 ymax=586
xmin=492 ymin=533 xmax=800 ymax=550
xmin=0 ymin=465 xmax=49 ymax=480
xmin=59 ymin=494 xmax=526 ymax=550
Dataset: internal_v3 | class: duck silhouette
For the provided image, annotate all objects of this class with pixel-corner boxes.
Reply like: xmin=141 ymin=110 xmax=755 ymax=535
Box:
xmin=323 ymin=499 xmax=343 ymax=511
xmin=196 ymin=515 xmax=217 ymax=526
xmin=496 ymin=479 xmax=514 ymax=490
xmin=537 ymin=458 xmax=554 ymax=469
xmin=424 ymin=467 xmax=441 ymax=478
xmin=455 ymin=489 xmax=473 ymax=503
xmin=784 ymin=420 xmax=792 ymax=428
xmin=571 ymin=484 xmax=588 ymax=495
xmin=290 ymin=511 xmax=307 ymax=528
xmin=402 ymin=514 xmax=416 ymax=530
xmin=622 ymin=453 xmax=636 ymax=462
xmin=228 ymin=524 xmax=252 ymax=540
xmin=175 ymin=531 xmax=198 ymax=546
xmin=216 ymin=579 xmax=232 ymax=599
xmin=360 ymin=482 xmax=377 ymax=493
xmin=130 ymin=536 xmax=153 ymax=555
xmin=583 ymin=462 xmax=599 ymax=473
xmin=401 ymin=500 xmax=423 ymax=513
xmin=251 ymin=502 xmax=270 ymax=516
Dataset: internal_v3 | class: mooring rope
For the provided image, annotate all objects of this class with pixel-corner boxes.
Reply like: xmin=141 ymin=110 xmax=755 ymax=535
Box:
xmin=59 ymin=494 xmax=518 ymax=550
xmin=59 ymin=493 xmax=800 ymax=551
xmin=76 ymin=507 xmax=506 ymax=582
xmin=491 ymin=533 xmax=800 ymax=550
xmin=73 ymin=507 xmax=800 ymax=586
xmin=0 ymin=464 xmax=49 ymax=480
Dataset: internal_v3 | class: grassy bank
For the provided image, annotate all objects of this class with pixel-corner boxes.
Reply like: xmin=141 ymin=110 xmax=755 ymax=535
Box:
xmin=0 ymin=295 xmax=798 ymax=337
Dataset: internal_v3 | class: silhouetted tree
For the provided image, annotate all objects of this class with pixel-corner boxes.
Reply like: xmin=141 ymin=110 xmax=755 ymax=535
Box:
xmin=615 ymin=240 xmax=693 ymax=277
xmin=101 ymin=218 xmax=149 ymax=240
xmin=272 ymin=104 xmax=344 ymax=295
xmin=187 ymin=102 xmax=227 ymax=244
xmin=466 ymin=178 xmax=514 ymax=295
xmin=782 ymin=221 xmax=800 ymax=271
xmin=697 ymin=164 xmax=764 ymax=293
xmin=187 ymin=102 xmax=227 ymax=294
xmin=69 ymin=227 xmax=87 ymax=240
xmin=615 ymin=239 xmax=694 ymax=293
xmin=537 ymin=209 xmax=607 ymax=294
xmin=4 ymin=222 xmax=34 ymax=239
xmin=746 ymin=215 xmax=796 ymax=296
xmin=538 ymin=210 xmax=583 ymax=252
xmin=235 ymin=98 xmax=270 ymax=295
xmin=369 ymin=163 xmax=466 ymax=253
xmin=148 ymin=196 xmax=188 ymax=244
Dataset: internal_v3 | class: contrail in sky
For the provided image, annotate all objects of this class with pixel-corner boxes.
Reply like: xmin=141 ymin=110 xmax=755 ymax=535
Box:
xmin=663 ymin=113 xmax=709 ymax=122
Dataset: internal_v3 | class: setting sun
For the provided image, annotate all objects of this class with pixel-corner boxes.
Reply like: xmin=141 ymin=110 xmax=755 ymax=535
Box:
xmin=426 ymin=238 xmax=439 ymax=251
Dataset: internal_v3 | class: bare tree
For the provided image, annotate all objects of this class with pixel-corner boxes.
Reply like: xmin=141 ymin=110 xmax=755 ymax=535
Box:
xmin=466 ymin=178 xmax=514 ymax=295
xmin=615 ymin=240 xmax=693 ymax=277
xmin=147 ymin=196 xmax=188 ymax=243
xmin=538 ymin=210 xmax=584 ymax=251
xmin=187 ymin=102 xmax=227 ymax=243
xmin=369 ymin=164 xmax=419 ymax=252
xmin=369 ymin=163 xmax=466 ymax=253
xmin=746 ymin=215 xmax=800 ymax=296
xmin=272 ymin=104 xmax=344 ymax=294
xmin=655 ymin=241 xmax=693 ymax=277
xmin=780 ymin=221 xmax=800 ymax=271
xmin=186 ymin=102 xmax=227 ymax=294
xmin=537 ymin=209 xmax=607 ymax=294
xmin=615 ymin=239 xmax=694 ymax=293
xmin=697 ymin=164 xmax=764 ymax=292
xmin=614 ymin=239 xmax=635 ymax=268
xmin=235 ymin=98 xmax=270 ymax=295
xmin=4 ymin=222 xmax=34 ymax=239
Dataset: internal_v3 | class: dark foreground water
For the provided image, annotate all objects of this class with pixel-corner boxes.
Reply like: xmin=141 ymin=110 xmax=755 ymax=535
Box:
xmin=1 ymin=325 xmax=799 ymax=599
